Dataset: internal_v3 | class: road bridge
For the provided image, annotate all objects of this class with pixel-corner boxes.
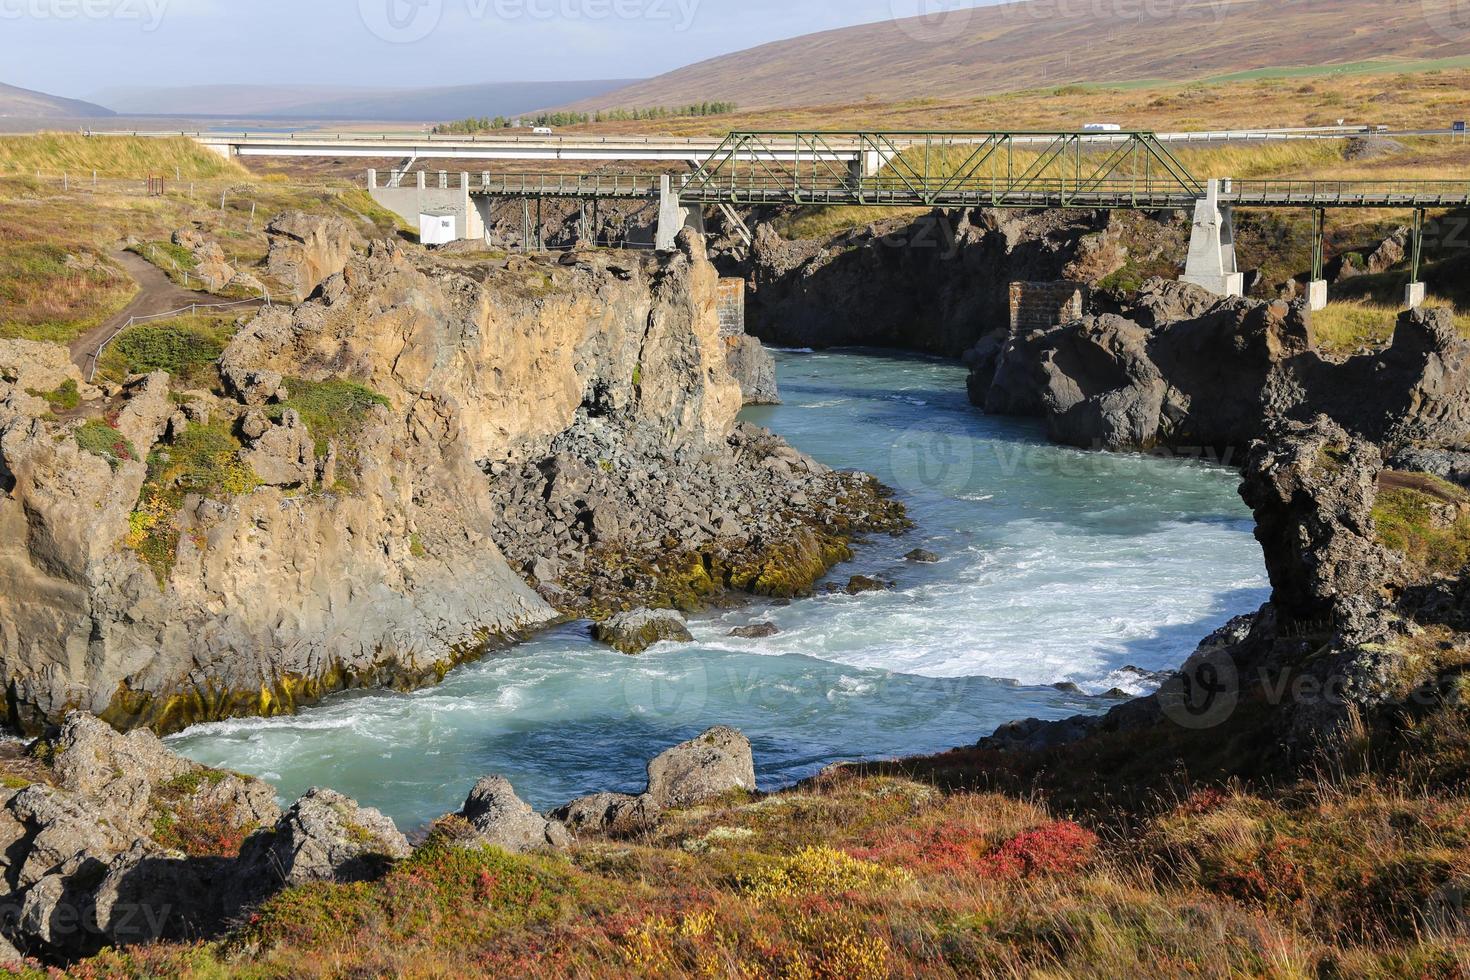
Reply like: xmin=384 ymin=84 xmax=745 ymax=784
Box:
xmin=365 ymin=130 xmax=1470 ymax=310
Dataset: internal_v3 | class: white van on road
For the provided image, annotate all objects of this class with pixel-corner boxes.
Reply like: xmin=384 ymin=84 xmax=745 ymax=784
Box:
xmin=532 ymin=126 xmax=554 ymax=136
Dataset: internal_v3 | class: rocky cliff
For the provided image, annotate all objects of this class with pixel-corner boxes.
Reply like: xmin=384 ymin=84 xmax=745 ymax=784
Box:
xmin=0 ymin=226 xmax=899 ymax=736
xmin=740 ymin=208 xmax=1148 ymax=357
xmin=968 ymin=279 xmax=1470 ymax=460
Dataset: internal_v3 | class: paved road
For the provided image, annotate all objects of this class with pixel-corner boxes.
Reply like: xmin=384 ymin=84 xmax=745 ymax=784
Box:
xmin=71 ymin=250 xmax=262 ymax=375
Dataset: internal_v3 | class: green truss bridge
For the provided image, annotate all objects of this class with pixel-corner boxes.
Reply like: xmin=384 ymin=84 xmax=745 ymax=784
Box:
xmin=366 ymin=131 xmax=1470 ymax=309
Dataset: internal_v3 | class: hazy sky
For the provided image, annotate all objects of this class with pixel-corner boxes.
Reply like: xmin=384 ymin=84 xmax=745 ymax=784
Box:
xmin=0 ymin=0 xmax=994 ymax=99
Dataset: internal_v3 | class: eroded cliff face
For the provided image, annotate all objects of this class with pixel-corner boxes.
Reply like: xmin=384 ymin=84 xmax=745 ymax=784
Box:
xmin=0 ymin=230 xmax=851 ymax=736
xmin=969 ymin=279 xmax=1470 ymax=460
xmin=741 ymin=208 xmax=1149 ymax=357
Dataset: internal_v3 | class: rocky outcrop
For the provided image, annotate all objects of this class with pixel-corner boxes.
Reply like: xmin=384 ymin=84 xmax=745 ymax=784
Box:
xmin=742 ymin=208 xmax=1183 ymax=357
xmin=238 ymin=788 xmax=410 ymax=890
xmin=454 ymin=777 xmax=572 ymax=853
xmin=0 ymin=712 xmax=291 ymax=960
xmin=1 ymin=226 xmax=902 ymax=735
xmin=593 ymin=608 xmax=694 ymax=655
xmin=724 ymin=334 xmax=781 ymax=405
xmin=264 ymin=211 xmax=357 ymax=302
xmin=977 ymin=415 xmax=1462 ymax=765
xmin=970 ymin=281 xmax=1470 ymax=457
xmin=0 ymin=341 xmax=98 ymax=402
xmin=169 ymin=228 xmax=263 ymax=296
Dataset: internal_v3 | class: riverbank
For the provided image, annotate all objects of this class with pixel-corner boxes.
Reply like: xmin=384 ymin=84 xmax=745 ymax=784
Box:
xmin=168 ymin=349 xmax=1267 ymax=828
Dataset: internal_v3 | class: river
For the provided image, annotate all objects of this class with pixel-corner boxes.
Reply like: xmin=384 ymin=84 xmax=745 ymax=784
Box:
xmin=169 ymin=349 xmax=1269 ymax=829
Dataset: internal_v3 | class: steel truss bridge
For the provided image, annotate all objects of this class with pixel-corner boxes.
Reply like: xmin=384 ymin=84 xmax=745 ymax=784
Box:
xmin=440 ymin=131 xmax=1470 ymax=210
xmin=371 ymin=130 xmax=1469 ymax=293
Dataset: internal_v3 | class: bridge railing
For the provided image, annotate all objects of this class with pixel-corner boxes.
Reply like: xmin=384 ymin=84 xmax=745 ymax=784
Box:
xmin=1225 ymin=180 xmax=1470 ymax=207
xmin=471 ymin=173 xmax=663 ymax=197
xmin=679 ymin=173 xmax=1205 ymax=208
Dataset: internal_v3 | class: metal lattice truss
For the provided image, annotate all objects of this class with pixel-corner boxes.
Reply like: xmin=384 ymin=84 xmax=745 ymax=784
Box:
xmin=678 ymin=131 xmax=1208 ymax=209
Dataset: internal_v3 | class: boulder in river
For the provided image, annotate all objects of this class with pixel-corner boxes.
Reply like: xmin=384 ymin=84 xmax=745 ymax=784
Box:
xmin=904 ymin=549 xmax=941 ymax=563
xmin=843 ymin=575 xmax=893 ymax=595
xmin=593 ymin=608 xmax=694 ymax=654
xmin=729 ymin=622 xmax=781 ymax=639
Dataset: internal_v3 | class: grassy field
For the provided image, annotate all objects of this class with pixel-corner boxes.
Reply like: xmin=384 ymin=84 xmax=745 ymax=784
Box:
xmin=0 ymin=138 xmax=407 ymax=344
xmin=0 ymin=133 xmax=247 ymax=180
xmin=1314 ymin=299 xmax=1470 ymax=353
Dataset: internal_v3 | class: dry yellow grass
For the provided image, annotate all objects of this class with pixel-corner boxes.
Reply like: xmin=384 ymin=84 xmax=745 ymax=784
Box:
xmin=0 ymin=133 xmax=247 ymax=180
xmin=1314 ymin=299 xmax=1470 ymax=353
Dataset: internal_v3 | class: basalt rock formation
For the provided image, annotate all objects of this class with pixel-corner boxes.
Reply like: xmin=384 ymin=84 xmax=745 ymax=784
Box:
xmin=979 ymin=415 xmax=1468 ymax=770
xmin=263 ymin=210 xmax=357 ymax=302
xmin=742 ymin=208 xmax=1151 ymax=357
xmin=969 ymin=279 xmax=1470 ymax=459
xmin=0 ymin=228 xmax=902 ymax=736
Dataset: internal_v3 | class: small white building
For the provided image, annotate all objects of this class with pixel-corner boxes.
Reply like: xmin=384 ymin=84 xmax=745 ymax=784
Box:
xmin=419 ymin=208 xmax=459 ymax=246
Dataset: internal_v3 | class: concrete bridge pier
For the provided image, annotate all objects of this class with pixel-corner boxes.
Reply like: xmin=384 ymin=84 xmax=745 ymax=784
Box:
xmin=657 ymin=175 xmax=705 ymax=251
xmin=1181 ymin=178 xmax=1244 ymax=298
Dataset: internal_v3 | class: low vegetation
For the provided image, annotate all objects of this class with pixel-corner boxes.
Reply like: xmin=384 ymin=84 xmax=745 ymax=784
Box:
xmin=266 ymin=377 xmax=391 ymax=459
xmin=128 ymin=420 xmax=259 ymax=584
xmin=25 ymin=378 xmax=80 ymax=413
xmin=0 ymin=239 xmax=135 ymax=344
xmin=18 ymin=762 xmax=1469 ymax=978
xmin=95 ymin=315 xmax=237 ymax=388
xmin=1373 ymin=471 xmax=1470 ymax=576
xmin=74 ymin=420 xmax=137 ymax=470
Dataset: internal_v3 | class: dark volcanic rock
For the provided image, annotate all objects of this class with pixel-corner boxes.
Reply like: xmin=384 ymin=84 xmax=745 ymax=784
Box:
xmin=729 ymin=622 xmax=781 ymax=639
xmin=904 ymin=549 xmax=941 ymax=563
xmin=970 ymin=281 xmax=1470 ymax=458
xmin=725 ymin=334 xmax=781 ymax=405
xmin=843 ymin=575 xmax=893 ymax=595
xmin=1239 ymin=417 xmax=1396 ymax=625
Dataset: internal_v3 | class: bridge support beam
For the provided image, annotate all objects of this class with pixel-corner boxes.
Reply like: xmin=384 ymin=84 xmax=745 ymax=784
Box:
xmin=1307 ymin=280 xmax=1329 ymax=312
xmin=1181 ymin=179 xmax=1244 ymax=298
xmin=657 ymin=175 xmax=705 ymax=251
xmin=1406 ymin=208 xmax=1426 ymax=309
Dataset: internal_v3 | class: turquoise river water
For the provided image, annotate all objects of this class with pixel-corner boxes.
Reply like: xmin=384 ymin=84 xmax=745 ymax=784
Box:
xmin=169 ymin=350 xmax=1270 ymax=829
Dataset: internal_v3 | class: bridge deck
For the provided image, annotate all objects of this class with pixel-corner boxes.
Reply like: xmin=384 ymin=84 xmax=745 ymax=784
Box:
xmin=461 ymin=173 xmax=1470 ymax=210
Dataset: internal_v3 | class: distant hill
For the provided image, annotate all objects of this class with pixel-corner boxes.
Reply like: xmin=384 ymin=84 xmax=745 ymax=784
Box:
xmin=0 ymin=83 xmax=114 ymax=119
xmin=568 ymin=0 xmax=1470 ymax=111
xmin=95 ymin=80 xmax=640 ymax=122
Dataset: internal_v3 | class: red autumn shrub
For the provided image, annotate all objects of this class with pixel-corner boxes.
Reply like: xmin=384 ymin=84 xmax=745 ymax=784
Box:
xmin=852 ymin=820 xmax=1097 ymax=881
xmin=977 ymin=822 xmax=1099 ymax=880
